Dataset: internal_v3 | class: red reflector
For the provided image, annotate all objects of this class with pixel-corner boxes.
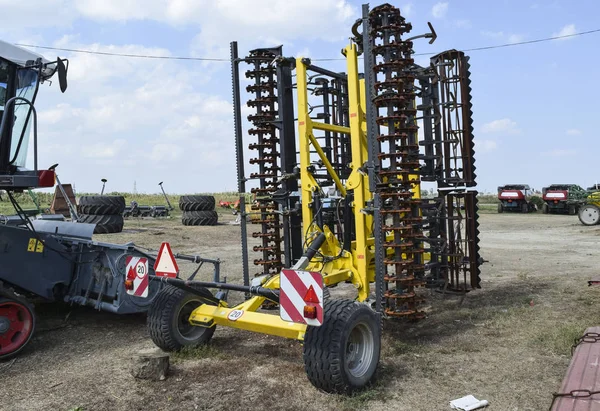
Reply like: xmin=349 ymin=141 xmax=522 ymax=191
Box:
xmin=37 ymin=170 xmax=55 ymax=188
xmin=508 ymin=200 xmax=512 ymax=203
xmin=304 ymin=285 xmax=320 ymax=304
xmin=124 ymin=280 xmax=134 ymax=290
xmin=304 ymin=305 xmax=317 ymax=319
xmin=554 ymin=200 xmax=558 ymax=204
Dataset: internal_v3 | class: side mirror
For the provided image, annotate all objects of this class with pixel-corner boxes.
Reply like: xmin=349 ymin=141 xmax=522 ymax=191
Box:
xmin=56 ymin=58 xmax=68 ymax=93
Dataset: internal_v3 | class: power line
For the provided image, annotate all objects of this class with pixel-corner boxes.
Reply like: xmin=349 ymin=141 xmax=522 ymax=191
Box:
xmin=14 ymin=44 xmax=226 ymax=61
xmin=15 ymin=28 xmax=600 ymax=62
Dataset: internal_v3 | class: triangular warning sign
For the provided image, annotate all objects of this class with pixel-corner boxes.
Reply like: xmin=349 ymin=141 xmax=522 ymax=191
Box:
xmin=154 ymin=242 xmax=179 ymax=278
xmin=304 ymin=285 xmax=320 ymax=304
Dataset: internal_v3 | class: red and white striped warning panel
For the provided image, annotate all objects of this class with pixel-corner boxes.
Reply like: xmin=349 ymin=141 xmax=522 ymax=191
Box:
xmin=126 ymin=257 xmax=149 ymax=298
xmin=280 ymin=269 xmax=323 ymax=326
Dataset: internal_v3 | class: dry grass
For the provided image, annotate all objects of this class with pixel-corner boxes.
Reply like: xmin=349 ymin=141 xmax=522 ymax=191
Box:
xmin=1 ymin=213 xmax=599 ymax=411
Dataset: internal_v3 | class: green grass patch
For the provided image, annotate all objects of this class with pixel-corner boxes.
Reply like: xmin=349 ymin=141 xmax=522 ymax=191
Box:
xmin=534 ymin=323 xmax=586 ymax=356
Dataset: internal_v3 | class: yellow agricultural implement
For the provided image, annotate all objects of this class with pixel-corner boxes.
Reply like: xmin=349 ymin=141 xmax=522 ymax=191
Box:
xmin=146 ymin=3 xmax=481 ymax=393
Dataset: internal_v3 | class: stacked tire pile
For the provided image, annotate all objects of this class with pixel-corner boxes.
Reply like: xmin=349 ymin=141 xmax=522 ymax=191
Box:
xmin=77 ymin=196 xmax=125 ymax=234
xmin=179 ymin=195 xmax=218 ymax=226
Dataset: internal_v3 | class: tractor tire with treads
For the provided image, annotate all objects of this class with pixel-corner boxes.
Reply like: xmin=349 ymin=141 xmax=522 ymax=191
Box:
xmin=182 ymin=210 xmax=218 ymax=226
xmin=147 ymin=285 xmax=216 ymax=352
xmin=497 ymin=203 xmax=503 ymax=213
xmin=77 ymin=195 xmax=125 ymax=215
xmin=542 ymin=204 xmax=549 ymax=214
xmin=179 ymin=196 xmax=215 ymax=212
xmin=303 ymin=299 xmax=381 ymax=394
xmin=77 ymin=214 xmax=124 ymax=233
xmin=568 ymin=204 xmax=577 ymax=215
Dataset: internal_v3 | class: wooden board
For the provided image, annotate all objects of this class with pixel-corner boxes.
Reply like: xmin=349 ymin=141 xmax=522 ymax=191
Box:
xmin=50 ymin=184 xmax=76 ymax=217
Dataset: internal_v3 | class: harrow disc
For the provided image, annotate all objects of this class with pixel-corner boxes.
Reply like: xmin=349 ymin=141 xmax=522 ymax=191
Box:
xmin=0 ymin=297 xmax=35 ymax=360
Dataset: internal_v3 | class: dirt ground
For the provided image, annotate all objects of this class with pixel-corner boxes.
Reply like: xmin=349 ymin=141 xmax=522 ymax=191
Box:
xmin=2 ymin=212 xmax=599 ymax=411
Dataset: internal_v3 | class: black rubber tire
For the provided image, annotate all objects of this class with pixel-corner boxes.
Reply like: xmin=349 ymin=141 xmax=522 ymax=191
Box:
xmin=0 ymin=294 xmax=36 ymax=360
xmin=147 ymin=285 xmax=216 ymax=352
xmin=303 ymin=300 xmax=381 ymax=394
xmin=179 ymin=196 xmax=215 ymax=212
xmin=542 ymin=204 xmax=549 ymax=214
xmin=497 ymin=204 xmax=503 ymax=213
xmin=323 ymin=287 xmax=331 ymax=302
xmin=568 ymin=205 xmax=577 ymax=215
xmin=521 ymin=203 xmax=528 ymax=213
xmin=77 ymin=196 xmax=125 ymax=215
xmin=182 ymin=210 xmax=218 ymax=226
xmin=77 ymin=214 xmax=124 ymax=234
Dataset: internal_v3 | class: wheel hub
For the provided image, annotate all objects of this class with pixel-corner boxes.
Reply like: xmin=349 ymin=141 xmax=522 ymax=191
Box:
xmin=0 ymin=316 xmax=9 ymax=334
xmin=346 ymin=322 xmax=375 ymax=378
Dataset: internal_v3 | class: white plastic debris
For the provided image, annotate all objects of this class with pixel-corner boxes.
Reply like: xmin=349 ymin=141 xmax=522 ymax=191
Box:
xmin=450 ymin=395 xmax=489 ymax=410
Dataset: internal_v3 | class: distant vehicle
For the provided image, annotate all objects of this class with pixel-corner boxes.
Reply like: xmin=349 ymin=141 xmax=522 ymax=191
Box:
xmin=587 ymin=184 xmax=600 ymax=191
xmin=497 ymin=184 xmax=536 ymax=213
xmin=541 ymin=184 xmax=588 ymax=215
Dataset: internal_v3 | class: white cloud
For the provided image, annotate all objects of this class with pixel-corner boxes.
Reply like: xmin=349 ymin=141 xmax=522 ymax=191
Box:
xmin=82 ymin=139 xmax=127 ymax=159
xmin=541 ymin=149 xmax=577 ymax=157
xmin=31 ymin=38 xmax=237 ymax=192
xmin=477 ymin=140 xmax=498 ymax=153
xmin=508 ymin=34 xmax=524 ymax=43
xmin=402 ymin=3 xmax=414 ymax=17
xmin=431 ymin=2 xmax=448 ymax=18
xmin=481 ymin=118 xmax=521 ymax=135
xmin=566 ymin=129 xmax=582 ymax=135
xmin=481 ymin=31 xmax=525 ymax=44
xmin=553 ymin=24 xmax=577 ymax=40
xmin=454 ymin=19 xmax=471 ymax=29
xmin=481 ymin=30 xmax=504 ymax=38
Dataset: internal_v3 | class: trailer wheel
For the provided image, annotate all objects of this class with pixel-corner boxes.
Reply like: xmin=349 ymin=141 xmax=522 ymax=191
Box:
xmin=542 ymin=204 xmax=549 ymax=214
xmin=147 ymin=285 xmax=216 ymax=352
xmin=497 ymin=204 xmax=503 ymax=213
xmin=179 ymin=196 xmax=215 ymax=212
xmin=568 ymin=205 xmax=577 ymax=215
xmin=0 ymin=296 xmax=35 ymax=360
xmin=521 ymin=203 xmax=528 ymax=213
xmin=303 ymin=300 xmax=381 ymax=394
xmin=579 ymin=204 xmax=600 ymax=226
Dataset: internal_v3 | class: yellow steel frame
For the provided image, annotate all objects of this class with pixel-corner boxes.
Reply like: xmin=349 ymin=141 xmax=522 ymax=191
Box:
xmin=188 ymin=43 xmax=410 ymax=341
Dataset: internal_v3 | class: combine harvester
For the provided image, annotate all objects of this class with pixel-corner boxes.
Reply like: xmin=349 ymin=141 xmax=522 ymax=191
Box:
xmin=542 ymin=184 xmax=588 ymax=215
xmin=497 ymin=184 xmax=536 ymax=213
xmin=144 ymin=3 xmax=482 ymax=393
xmin=0 ymin=41 xmax=220 ymax=359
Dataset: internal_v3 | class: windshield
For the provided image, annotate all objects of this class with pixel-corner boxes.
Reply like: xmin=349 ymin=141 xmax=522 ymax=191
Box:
xmin=0 ymin=61 xmax=7 ymax=114
xmin=10 ymin=68 xmax=38 ymax=168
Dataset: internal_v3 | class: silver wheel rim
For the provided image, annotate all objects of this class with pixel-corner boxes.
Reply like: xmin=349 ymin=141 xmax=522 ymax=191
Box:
xmin=346 ymin=322 xmax=375 ymax=378
xmin=580 ymin=206 xmax=600 ymax=225
xmin=176 ymin=300 xmax=205 ymax=341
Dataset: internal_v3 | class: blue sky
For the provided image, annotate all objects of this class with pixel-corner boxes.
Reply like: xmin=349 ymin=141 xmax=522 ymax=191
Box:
xmin=1 ymin=0 xmax=597 ymax=194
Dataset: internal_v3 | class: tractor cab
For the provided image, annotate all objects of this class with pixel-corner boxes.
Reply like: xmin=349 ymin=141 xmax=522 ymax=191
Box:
xmin=0 ymin=40 xmax=67 ymax=191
